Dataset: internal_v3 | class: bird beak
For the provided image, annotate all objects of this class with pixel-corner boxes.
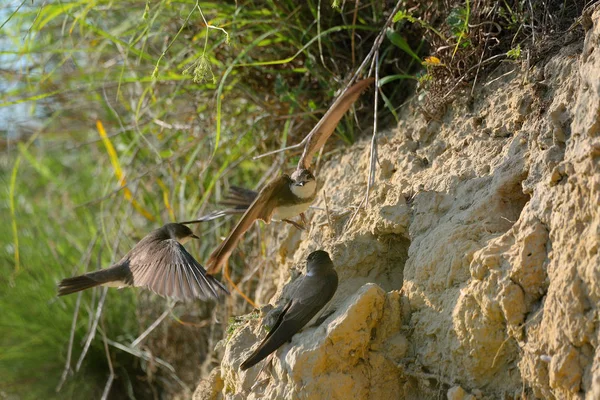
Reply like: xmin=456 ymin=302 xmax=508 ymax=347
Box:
xmin=191 ymin=234 xmax=200 ymax=239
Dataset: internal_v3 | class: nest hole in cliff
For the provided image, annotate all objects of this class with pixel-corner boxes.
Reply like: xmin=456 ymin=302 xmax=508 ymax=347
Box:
xmin=494 ymin=173 xmax=532 ymax=231
xmin=372 ymin=233 xmax=411 ymax=291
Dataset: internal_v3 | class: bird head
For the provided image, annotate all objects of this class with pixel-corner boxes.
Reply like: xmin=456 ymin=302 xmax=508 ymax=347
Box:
xmin=306 ymin=250 xmax=333 ymax=275
xmin=291 ymin=168 xmax=315 ymax=186
xmin=290 ymin=168 xmax=317 ymax=199
xmin=164 ymin=223 xmax=199 ymax=244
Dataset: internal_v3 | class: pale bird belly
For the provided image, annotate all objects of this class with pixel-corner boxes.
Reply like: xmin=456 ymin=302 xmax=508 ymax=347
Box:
xmin=102 ymin=280 xmax=128 ymax=288
xmin=272 ymin=202 xmax=311 ymax=220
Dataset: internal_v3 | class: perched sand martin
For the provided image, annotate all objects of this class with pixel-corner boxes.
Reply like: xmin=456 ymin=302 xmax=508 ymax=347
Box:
xmin=240 ymin=250 xmax=338 ymax=371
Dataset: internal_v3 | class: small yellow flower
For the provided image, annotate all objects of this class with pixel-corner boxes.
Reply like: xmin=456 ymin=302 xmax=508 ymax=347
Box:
xmin=422 ymin=56 xmax=443 ymax=66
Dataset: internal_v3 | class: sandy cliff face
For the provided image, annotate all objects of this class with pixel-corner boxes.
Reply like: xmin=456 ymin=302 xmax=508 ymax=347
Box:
xmin=196 ymin=9 xmax=600 ymax=400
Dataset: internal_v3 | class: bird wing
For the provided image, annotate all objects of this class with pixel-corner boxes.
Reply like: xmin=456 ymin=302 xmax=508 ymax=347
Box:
xmin=240 ymin=270 xmax=338 ymax=370
xmin=297 ymin=78 xmax=374 ymax=170
xmin=129 ymin=239 xmax=229 ymax=301
xmin=280 ymin=270 xmax=339 ymax=329
xmin=205 ymin=175 xmax=290 ymax=274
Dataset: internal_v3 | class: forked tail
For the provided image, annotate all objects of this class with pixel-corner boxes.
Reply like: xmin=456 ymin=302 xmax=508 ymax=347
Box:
xmin=58 ymin=275 xmax=101 ymax=296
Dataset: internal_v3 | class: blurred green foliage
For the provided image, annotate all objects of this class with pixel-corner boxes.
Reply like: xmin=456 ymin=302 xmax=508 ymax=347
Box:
xmin=0 ymin=1 xmax=412 ymax=398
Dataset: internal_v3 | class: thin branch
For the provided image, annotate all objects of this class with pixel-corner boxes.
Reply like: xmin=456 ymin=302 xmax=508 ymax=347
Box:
xmin=75 ymin=191 xmax=131 ymax=373
xmin=105 ymin=338 xmax=190 ymax=392
xmin=254 ymin=0 xmax=403 ymax=164
xmin=271 ymin=109 xmax=326 ymax=120
xmin=484 ymin=68 xmax=516 ymax=87
xmin=75 ymin=287 xmax=108 ymax=372
xmin=56 ymin=235 xmax=98 ymax=392
xmin=55 ymin=291 xmax=82 ymax=392
xmin=346 ymin=42 xmax=384 ymax=229
xmin=351 ymin=0 xmax=359 ymax=66
xmin=314 ymin=145 xmax=325 ymax=174
xmin=528 ymin=0 xmax=536 ymax=45
xmin=317 ymin=0 xmax=327 ymax=70
xmin=294 ymin=0 xmax=401 ymax=173
xmin=131 ymin=306 xmax=173 ymax=348
xmin=323 ymin=191 xmax=333 ymax=235
xmin=347 ymin=0 xmax=403 ymax=84
xmin=235 ymin=255 xmax=264 ymax=287
xmin=100 ymin=320 xmax=115 ymax=400
xmin=249 ymin=353 xmax=276 ymax=391
xmin=344 ymin=204 xmax=365 ymax=230
xmin=366 ymin=50 xmax=381 ymax=202
xmin=252 ymin=139 xmax=308 ymax=161
xmin=442 ymin=53 xmax=507 ymax=100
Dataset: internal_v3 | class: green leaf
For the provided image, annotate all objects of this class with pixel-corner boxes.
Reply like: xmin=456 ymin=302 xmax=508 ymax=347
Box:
xmin=393 ymin=10 xmax=416 ymax=23
xmin=385 ymin=29 xmax=421 ymax=63
xmin=378 ymin=74 xmax=418 ymax=86
xmin=507 ymin=44 xmax=522 ymax=59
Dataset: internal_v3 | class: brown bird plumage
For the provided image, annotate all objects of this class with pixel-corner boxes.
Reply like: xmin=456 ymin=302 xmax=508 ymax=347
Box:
xmin=297 ymin=78 xmax=375 ymax=170
xmin=191 ymin=79 xmax=374 ymax=274
xmin=193 ymin=78 xmax=374 ymax=225
xmin=204 ymin=170 xmax=316 ymax=274
xmin=58 ymin=223 xmax=229 ymax=301
xmin=240 ymin=250 xmax=338 ymax=370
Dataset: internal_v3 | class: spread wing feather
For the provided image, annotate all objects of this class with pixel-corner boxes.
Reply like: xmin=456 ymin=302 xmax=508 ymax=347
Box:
xmin=205 ymin=176 xmax=290 ymax=274
xmin=129 ymin=239 xmax=229 ymax=301
xmin=298 ymin=78 xmax=374 ymax=170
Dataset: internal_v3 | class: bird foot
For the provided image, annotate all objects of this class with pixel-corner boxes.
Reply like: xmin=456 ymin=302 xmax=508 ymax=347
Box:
xmin=282 ymin=218 xmax=306 ymax=230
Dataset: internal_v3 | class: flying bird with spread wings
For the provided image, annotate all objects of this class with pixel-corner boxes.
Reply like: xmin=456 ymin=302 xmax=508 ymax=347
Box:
xmin=187 ymin=78 xmax=374 ymax=275
xmin=58 ymin=223 xmax=229 ymax=301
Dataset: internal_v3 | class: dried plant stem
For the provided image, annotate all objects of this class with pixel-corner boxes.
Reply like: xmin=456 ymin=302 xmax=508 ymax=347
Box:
xmin=366 ymin=50 xmax=381 ymax=203
xmin=105 ymin=338 xmax=190 ymax=392
xmin=351 ymin=0 xmax=359 ymax=66
xmin=131 ymin=306 xmax=173 ymax=348
xmin=254 ymin=0 xmax=404 ymax=164
xmin=323 ymin=191 xmax=334 ymax=235
xmin=56 ymin=235 xmax=99 ymax=391
xmin=346 ymin=42 xmax=385 ymax=229
xmin=249 ymin=353 xmax=276 ymax=391
xmin=75 ymin=287 xmax=108 ymax=372
xmin=55 ymin=291 xmax=82 ymax=392
xmin=442 ymin=53 xmax=507 ymax=100
xmin=224 ymin=261 xmax=258 ymax=309
xmin=100 ymin=320 xmax=115 ymax=400
xmin=252 ymin=139 xmax=307 ymax=161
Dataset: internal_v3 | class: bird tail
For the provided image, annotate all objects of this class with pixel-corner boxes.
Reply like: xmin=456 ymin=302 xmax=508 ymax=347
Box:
xmin=240 ymin=302 xmax=294 ymax=371
xmin=57 ymin=275 xmax=101 ymax=296
xmin=219 ymin=186 xmax=257 ymax=208
xmin=240 ymin=329 xmax=290 ymax=371
xmin=192 ymin=186 xmax=257 ymax=222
